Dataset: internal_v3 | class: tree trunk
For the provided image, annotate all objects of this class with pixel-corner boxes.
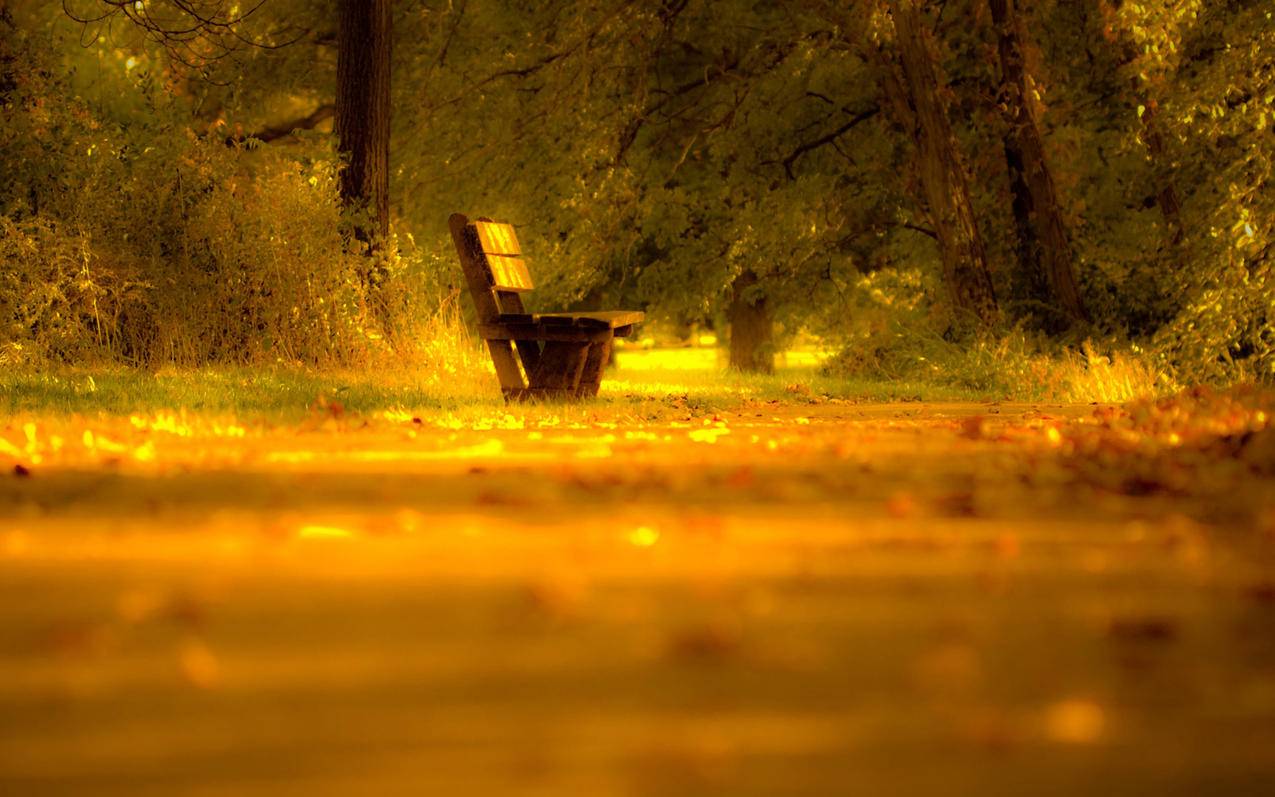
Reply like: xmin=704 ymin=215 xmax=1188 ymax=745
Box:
xmin=0 ymin=6 xmax=16 ymax=100
xmin=1138 ymin=99 xmax=1184 ymax=247
xmin=335 ymin=0 xmax=392 ymax=250
xmin=989 ymin=0 xmax=1088 ymax=328
xmin=1095 ymin=1 xmax=1184 ymax=250
xmin=884 ymin=0 xmax=999 ymax=326
xmin=728 ymin=269 xmax=774 ymax=374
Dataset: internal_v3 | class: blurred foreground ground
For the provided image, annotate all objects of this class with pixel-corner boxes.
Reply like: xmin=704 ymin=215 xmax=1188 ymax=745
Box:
xmin=1 ymin=364 xmax=1274 ymax=795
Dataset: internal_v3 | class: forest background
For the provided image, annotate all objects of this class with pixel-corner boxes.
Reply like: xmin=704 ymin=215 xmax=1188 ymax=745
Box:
xmin=2 ymin=0 xmax=1272 ymax=399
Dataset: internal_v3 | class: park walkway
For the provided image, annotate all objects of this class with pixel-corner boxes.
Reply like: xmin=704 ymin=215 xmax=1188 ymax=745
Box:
xmin=1 ymin=397 xmax=1273 ymax=794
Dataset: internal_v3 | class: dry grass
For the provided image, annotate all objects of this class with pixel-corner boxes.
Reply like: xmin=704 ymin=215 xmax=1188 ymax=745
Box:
xmin=1055 ymin=343 xmax=1175 ymax=403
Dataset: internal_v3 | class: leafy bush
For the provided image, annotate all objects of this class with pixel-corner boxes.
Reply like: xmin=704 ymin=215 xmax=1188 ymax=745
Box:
xmin=0 ymin=18 xmax=454 ymax=370
xmin=825 ymin=326 xmax=1173 ymax=403
xmin=0 ymin=216 xmax=145 ymax=365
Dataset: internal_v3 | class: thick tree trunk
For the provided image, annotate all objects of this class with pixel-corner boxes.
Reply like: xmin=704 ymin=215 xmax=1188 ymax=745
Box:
xmin=728 ymin=270 xmax=774 ymax=374
xmin=885 ymin=0 xmax=998 ymax=326
xmin=335 ymin=0 xmax=391 ymax=249
xmin=989 ymin=0 xmax=1088 ymax=327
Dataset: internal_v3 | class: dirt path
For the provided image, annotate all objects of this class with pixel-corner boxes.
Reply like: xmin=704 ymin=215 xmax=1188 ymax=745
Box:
xmin=1 ymin=399 xmax=1273 ymax=795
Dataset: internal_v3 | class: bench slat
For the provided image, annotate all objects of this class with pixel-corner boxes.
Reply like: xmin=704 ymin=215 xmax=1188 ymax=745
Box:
xmin=487 ymin=256 xmax=534 ymax=292
xmin=535 ymin=311 xmax=645 ymax=328
xmin=474 ymin=221 xmax=522 ymax=256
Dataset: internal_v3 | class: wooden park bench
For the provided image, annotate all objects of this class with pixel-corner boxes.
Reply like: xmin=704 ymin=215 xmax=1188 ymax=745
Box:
xmin=448 ymin=213 xmax=643 ymax=401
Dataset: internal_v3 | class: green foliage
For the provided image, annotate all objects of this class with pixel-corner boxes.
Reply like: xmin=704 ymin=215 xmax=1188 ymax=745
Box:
xmin=1139 ymin=0 xmax=1275 ymax=381
xmin=823 ymin=266 xmax=1173 ymax=406
xmin=393 ymin=0 xmax=908 ymax=332
xmin=0 ymin=215 xmax=145 ymax=365
xmin=1028 ymin=0 xmax=1275 ymax=380
xmin=0 ymin=350 xmax=990 ymax=420
xmin=3 ymin=0 xmax=1273 ymax=389
xmin=825 ymin=328 xmax=1173 ymax=403
xmin=0 ymin=368 xmax=451 ymax=418
xmin=0 ymin=5 xmax=437 ymax=368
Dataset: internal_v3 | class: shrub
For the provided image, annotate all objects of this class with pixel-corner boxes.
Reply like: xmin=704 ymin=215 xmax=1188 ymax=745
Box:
xmin=0 ymin=20 xmax=444 ymax=371
xmin=823 ymin=321 xmax=1171 ymax=403
xmin=0 ymin=216 xmax=145 ymax=365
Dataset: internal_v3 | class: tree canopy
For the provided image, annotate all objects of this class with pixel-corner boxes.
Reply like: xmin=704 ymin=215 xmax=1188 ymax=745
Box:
xmin=1 ymin=0 xmax=1272 ymax=380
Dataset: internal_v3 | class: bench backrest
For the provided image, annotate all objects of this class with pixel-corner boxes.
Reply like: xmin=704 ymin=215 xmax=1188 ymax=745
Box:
xmin=473 ymin=221 xmax=534 ymax=292
xmin=448 ymin=213 xmax=534 ymax=325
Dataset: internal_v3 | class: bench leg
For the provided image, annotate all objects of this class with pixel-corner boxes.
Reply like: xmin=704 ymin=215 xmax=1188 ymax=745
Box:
xmin=527 ymin=341 xmax=590 ymax=399
xmin=486 ymin=340 xmax=527 ymax=396
xmin=514 ymin=339 xmax=541 ymax=376
xmin=576 ymin=337 xmax=613 ymax=398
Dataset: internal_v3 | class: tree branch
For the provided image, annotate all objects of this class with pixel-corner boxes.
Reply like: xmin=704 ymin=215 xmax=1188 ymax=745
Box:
xmin=775 ymin=105 xmax=879 ymax=179
xmin=227 ymin=103 xmax=335 ymax=145
xmin=900 ymin=222 xmax=937 ymax=240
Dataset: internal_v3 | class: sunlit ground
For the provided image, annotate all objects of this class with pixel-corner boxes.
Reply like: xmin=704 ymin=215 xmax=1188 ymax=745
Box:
xmin=1 ymin=350 xmax=1273 ymax=795
xmin=613 ymin=342 xmax=832 ymax=370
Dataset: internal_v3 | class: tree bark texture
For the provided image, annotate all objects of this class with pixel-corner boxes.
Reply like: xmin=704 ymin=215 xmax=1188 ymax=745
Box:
xmin=728 ymin=269 xmax=775 ymax=374
xmin=1139 ymin=99 xmax=1184 ymax=247
xmin=335 ymin=0 xmax=392 ymax=247
xmin=0 ymin=6 xmax=17 ymax=100
xmin=885 ymin=0 xmax=998 ymax=325
xmin=989 ymin=0 xmax=1089 ymax=327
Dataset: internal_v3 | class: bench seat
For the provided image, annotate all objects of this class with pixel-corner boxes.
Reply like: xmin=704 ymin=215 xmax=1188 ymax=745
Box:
xmin=478 ymin=323 xmax=636 ymax=343
xmin=494 ymin=310 xmax=644 ymax=330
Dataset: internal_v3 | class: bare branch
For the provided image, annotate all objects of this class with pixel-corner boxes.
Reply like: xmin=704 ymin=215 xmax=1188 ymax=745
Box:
xmin=769 ymin=106 xmax=880 ymax=179
xmin=61 ymin=1 xmax=305 ymax=79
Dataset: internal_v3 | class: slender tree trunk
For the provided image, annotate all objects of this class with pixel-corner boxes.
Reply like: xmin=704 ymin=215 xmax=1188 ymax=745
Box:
xmin=0 ymin=6 xmax=16 ymax=100
xmin=335 ymin=0 xmax=392 ymax=250
xmin=1096 ymin=1 xmax=1184 ymax=249
xmin=728 ymin=269 xmax=774 ymax=374
xmin=884 ymin=0 xmax=998 ymax=325
xmin=989 ymin=0 xmax=1088 ymax=327
xmin=1137 ymin=97 xmax=1185 ymax=247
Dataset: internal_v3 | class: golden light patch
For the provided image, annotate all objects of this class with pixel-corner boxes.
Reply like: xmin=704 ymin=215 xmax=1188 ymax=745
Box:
xmin=179 ymin=637 xmax=221 ymax=689
xmin=130 ymin=412 xmax=194 ymax=437
xmin=2 ymin=530 xmax=30 ymax=557
xmin=1044 ymin=699 xmax=1105 ymax=744
xmin=0 ymin=437 xmax=23 ymax=459
xmin=296 ymin=524 xmax=357 ymax=540
xmin=628 ymin=525 xmax=660 ymax=547
xmin=688 ymin=427 xmax=730 ymax=443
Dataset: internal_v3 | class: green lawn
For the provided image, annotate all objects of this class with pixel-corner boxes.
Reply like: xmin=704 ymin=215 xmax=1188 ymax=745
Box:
xmin=0 ymin=347 xmax=987 ymax=420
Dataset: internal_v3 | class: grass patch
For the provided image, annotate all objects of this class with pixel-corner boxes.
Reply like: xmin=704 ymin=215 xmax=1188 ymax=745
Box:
xmin=0 ymin=369 xmax=456 ymax=418
xmin=0 ymin=347 xmax=999 ymax=422
xmin=822 ymin=330 xmax=1176 ymax=403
